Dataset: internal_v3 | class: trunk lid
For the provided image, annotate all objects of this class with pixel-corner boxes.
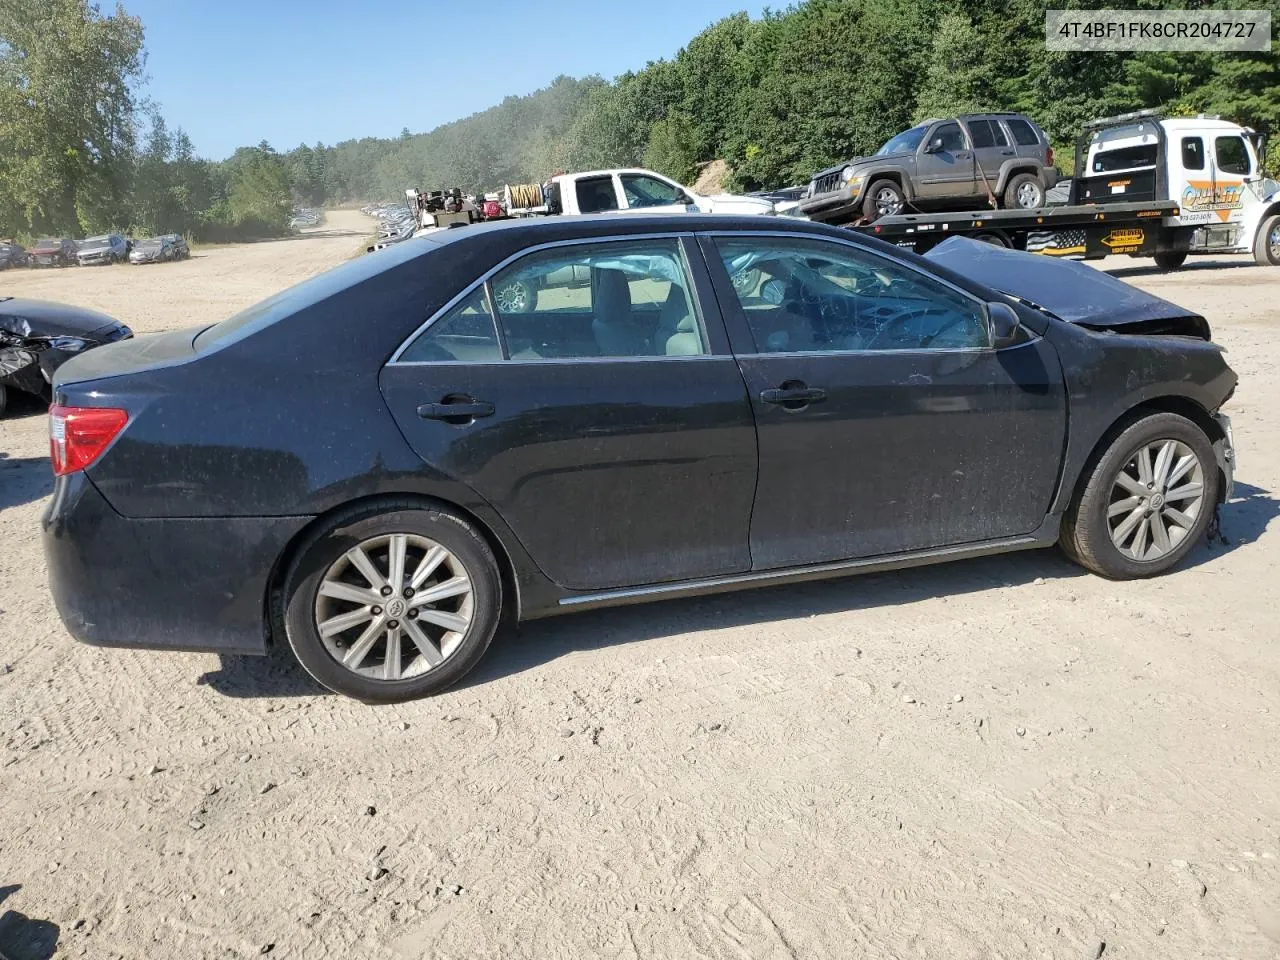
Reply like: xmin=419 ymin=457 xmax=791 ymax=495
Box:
xmin=53 ymin=328 xmax=198 ymax=388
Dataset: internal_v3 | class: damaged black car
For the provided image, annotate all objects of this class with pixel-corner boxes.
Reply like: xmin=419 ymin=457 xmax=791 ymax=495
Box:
xmin=0 ymin=297 xmax=132 ymax=416
xmin=43 ymin=216 xmax=1236 ymax=703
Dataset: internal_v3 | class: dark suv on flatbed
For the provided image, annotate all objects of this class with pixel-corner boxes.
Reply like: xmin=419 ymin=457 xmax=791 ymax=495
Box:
xmin=800 ymin=113 xmax=1058 ymax=223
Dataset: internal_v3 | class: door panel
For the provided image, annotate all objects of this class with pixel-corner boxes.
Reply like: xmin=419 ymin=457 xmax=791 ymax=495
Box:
xmin=967 ymin=119 xmax=1013 ymax=188
xmin=706 ymin=233 xmax=1067 ymax=570
xmin=381 ymin=359 xmax=758 ymax=589
xmin=915 ymin=122 xmax=975 ymax=199
xmin=737 ymin=344 xmax=1066 ymax=567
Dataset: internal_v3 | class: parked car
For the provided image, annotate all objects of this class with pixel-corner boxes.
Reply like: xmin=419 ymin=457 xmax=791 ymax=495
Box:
xmin=0 ymin=241 xmax=28 ymax=270
xmin=129 ymin=234 xmax=189 ymax=264
xmin=29 ymin=238 xmax=78 ymax=268
xmin=0 ymin=297 xmax=132 ymax=417
xmin=76 ymin=233 xmax=129 ymax=266
xmin=44 ymin=215 xmax=1235 ymax=703
xmin=801 ymin=113 xmax=1059 ymax=222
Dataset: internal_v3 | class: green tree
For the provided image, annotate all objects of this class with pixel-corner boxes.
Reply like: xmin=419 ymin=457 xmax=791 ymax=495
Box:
xmin=0 ymin=0 xmax=146 ymax=236
xmin=913 ymin=11 xmax=992 ymax=121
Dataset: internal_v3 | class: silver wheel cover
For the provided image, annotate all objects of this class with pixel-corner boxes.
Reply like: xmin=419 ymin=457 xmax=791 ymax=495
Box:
xmin=314 ymin=533 xmax=474 ymax=681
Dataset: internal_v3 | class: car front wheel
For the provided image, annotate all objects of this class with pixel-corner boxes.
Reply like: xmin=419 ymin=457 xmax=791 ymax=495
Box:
xmin=861 ymin=180 xmax=904 ymax=221
xmin=1061 ymin=412 xmax=1218 ymax=579
xmin=282 ymin=503 xmax=502 ymax=703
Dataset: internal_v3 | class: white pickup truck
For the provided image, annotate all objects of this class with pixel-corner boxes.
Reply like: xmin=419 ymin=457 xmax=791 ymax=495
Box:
xmin=505 ymin=168 xmax=777 ymax=218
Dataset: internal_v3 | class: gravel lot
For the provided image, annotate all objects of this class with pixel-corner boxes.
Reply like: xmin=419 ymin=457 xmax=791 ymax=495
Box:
xmin=1 ymin=213 xmax=1277 ymax=960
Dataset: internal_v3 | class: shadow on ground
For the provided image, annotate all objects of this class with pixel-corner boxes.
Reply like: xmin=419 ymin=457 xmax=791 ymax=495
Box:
xmin=0 ymin=453 xmax=52 ymax=510
xmin=1104 ymin=258 xmax=1259 ymax=280
xmin=0 ymin=884 xmax=59 ymax=960
xmin=200 ymin=481 xmax=1275 ymax=701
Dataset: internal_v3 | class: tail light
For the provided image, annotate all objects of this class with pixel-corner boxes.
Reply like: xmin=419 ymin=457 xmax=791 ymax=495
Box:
xmin=1046 ymin=146 xmax=1055 ymax=167
xmin=49 ymin=405 xmax=128 ymax=476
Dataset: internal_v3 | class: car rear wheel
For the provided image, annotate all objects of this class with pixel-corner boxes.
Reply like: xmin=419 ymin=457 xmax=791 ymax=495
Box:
xmin=0 ymin=385 xmax=7 ymax=418
xmin=862 ymin=180 xmax=904 ymax=221
xmin=1003 ymin=173 xmax=1045 ymax=210
xmin=282 ymin=504 xmax=502 ymax=703
xmin=1061 ymin=412 xmax=1217 ymax=579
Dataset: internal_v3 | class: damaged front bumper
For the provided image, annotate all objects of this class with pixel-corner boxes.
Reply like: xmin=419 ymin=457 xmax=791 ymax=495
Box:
xmin=1214 ymin=413 xmax=1235 ymax=502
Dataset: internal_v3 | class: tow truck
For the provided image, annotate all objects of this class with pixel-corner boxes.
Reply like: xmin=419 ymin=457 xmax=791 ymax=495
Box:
xmin=836 ymin=111 xmax=1280 ymax=269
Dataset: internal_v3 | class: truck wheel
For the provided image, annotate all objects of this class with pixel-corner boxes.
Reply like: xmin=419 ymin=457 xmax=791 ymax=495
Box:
xmin=494 ymin=279 xmax=536 ymax=314
xmin=1003 ymin=173 xmax=1044 ymax=210
xmin=1253 ymin=214 xmax=1280 ymax=266
xmin=1061 ymin=412 xmax=1217 ymax=579
xmin=1153 ymin=251 xmax=1188 ymax=271
xmin=862 ymin=180 xmax=904 ymax=221
xmin=973 ymin=232 xmax=1009 ymax=247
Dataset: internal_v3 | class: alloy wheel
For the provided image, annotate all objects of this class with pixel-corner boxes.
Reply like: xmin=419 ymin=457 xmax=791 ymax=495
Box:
xmin=875 ymin=187 xmax=903 ymax=217
xmin=494 ymin=281 xmax=529 ymax=313
xmin=1015 ymin=181 xmax=1042 ymax=208
xmin=1269 ymin=222 xmax=1280 ymax=262
xmin=314 ymin=533 xmax=473 ymax=681
xmin=1106 ymin=439 xmax=1205 ymax=561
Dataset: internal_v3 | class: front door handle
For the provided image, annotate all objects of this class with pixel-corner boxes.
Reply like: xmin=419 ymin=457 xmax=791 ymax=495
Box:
xmin=1000 ymin=150 xmax=1015 ymax=156
xmin=417 ymin=397 xmax=495 ymax=422
xmin=761 ymin=384 xmax=826 ymax=409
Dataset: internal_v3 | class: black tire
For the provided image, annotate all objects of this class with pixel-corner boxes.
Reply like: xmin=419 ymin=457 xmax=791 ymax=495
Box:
xmin=1002 ymin=172 xmax=1045 ymax=210
xmin=0 ymin=384 xmax=8 ymax=418
xmin=1061 ymin=412 xmax=1218 ymax=579
xmin=1252 ymin=213 xmax=1280 ymax=266
xmin=861 ymin=179 xmax=905 ymax=221
xmin=282 ymin=503 xmax=502 ymax=703
xmin=973 ymin=231 xmax=1009 ymax=247
xmin=1153 ymin=251 xmax=1188 ymax=271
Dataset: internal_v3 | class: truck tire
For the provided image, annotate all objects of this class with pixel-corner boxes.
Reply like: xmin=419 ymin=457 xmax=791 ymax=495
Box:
xmin=1153 ymin=251 xmax=1188 ymax=271
xmin=1003 ymin=173 xmax=1044 ymax=210
xmin=862 ymin=180 xmax=904 ymax=221
xmin=1253 ymin=213 xmax=1280 ymax=266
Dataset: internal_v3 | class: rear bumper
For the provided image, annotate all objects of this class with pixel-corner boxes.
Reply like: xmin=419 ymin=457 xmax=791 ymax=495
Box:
xmin=42 ymin=472 xmax=311 ymax=656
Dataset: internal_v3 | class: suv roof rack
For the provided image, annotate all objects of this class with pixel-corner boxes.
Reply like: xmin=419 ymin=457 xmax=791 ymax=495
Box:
xmin=1083 ymin=108 xmax=1164 ymax=129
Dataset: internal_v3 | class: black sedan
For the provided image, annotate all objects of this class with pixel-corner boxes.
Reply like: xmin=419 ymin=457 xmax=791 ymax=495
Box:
xmin=43 ymin=216 xmax=1237 ymax=702
xmin=0 ymin=298 xmax=132 ymax=416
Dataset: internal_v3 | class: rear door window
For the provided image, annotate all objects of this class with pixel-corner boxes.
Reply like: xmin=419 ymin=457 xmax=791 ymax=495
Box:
xmin=1215 ymin=135 xmax=1251 ymax=175
xmin=489 ymin=238 xmax=706 ymax=359
xmin=575 ymin=176 xmax=620 ymax=213
xmin=399 ymin=287 xmax=501 ymax=363
xmin=967 ymin=120 xmax=1008 ymax=148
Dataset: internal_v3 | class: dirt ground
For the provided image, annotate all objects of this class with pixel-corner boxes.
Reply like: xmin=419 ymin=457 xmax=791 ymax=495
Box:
xmin=1 ymin=212 xmax=1277 ymax=960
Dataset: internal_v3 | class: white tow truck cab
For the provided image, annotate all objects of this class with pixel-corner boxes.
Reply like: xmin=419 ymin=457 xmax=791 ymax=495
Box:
xmin=505 ymin=168 xmax=776 ymax=218
xmin=1073 ymin=110 xmax=1280 ymax=266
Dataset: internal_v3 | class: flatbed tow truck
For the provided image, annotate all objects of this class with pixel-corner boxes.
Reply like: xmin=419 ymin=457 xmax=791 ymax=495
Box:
xmin=833 ymin=110 xmax=1280 ymax=270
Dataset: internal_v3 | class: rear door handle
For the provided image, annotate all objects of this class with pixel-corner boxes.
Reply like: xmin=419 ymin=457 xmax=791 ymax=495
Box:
xmin=1000 ymin=150 xmax=1015 ymax=156
xmin=761 ymin=386 xmax=826 ymax=405
xmin=417 ymin=399 xmax=495 ymax=421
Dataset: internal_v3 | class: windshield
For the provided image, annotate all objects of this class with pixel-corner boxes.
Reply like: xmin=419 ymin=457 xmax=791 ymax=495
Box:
xmin=135 ymin=239 xmax=162 ymax=249
xmin=36 ymin=238 xmax=58 ymax=247
xmin=877 ymin=126 xmax=927 ymax=156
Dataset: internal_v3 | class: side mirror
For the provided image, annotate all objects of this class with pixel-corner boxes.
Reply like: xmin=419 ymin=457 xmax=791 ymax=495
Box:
xmin=678 ymin=189 xmax=695 ymax=204
xmin=987 ymin=302 xmax=1020 ymax=348
xmin=925 ymin=138 xmax=944 ymax=154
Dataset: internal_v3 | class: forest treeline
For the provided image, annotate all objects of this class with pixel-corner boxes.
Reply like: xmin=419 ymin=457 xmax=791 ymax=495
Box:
xmin=3 ymin=0 xmax=1278 ymax=242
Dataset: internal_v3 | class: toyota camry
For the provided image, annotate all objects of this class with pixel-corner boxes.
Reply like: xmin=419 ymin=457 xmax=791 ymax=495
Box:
xmin=43 ymin=216 xmax=1236 ymax=702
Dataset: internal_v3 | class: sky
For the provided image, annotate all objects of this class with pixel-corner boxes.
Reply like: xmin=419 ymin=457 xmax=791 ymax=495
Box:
xmin=120 ymin=0 xmax=769 ymax=160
